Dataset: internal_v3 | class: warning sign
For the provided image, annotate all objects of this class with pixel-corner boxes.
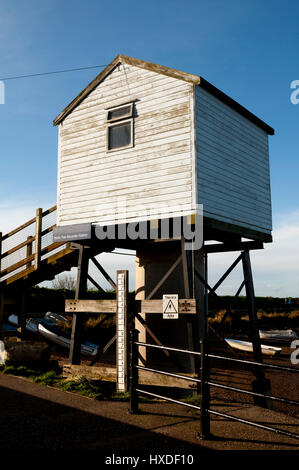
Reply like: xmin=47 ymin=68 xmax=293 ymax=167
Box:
xmin=163 ymin=294 xmax=179 ymax=319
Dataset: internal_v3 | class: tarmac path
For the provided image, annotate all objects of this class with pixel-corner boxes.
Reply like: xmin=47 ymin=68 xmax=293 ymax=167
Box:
xmin=0 ymin=373 xmax=298 ymax=455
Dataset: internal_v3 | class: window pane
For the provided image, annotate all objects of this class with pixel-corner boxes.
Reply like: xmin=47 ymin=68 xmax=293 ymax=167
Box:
xmin=108 ymin=105 xmax=131 ymax=121
xmin=108 ymin=122 xmax=131 ymax=150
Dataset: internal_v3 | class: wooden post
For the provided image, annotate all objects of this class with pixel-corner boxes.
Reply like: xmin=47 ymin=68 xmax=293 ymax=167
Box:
xmin=26 ymin=236 xmax=33 ymax=269
xmin=34 ymin=208 xmax=42 ymax=270
xmin=242 ymin=250 xmax=270 ymax=408
xmin=69 ymin=245 xmax=89 ymax=365
xmin=181 ymin=237 xmax=196 ymax=374
xmin=116 ymin=270 xmax=129 ymax=392
xmin=135 ymin=251 xmax=146 ymax=364
xmin=242 ymin=251 xmax=263 ymax=363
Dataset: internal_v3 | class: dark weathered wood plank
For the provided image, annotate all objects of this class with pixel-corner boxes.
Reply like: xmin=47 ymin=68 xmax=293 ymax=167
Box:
xmin=0 ymin=254 xmax=35 ymax=276
xmin=41 ymin=205 xmax=56 ymax=217
xmin=66 ymin=299 xmax=117 ymax=313
xmin=65 ymin=298 xmax=196 ymax=314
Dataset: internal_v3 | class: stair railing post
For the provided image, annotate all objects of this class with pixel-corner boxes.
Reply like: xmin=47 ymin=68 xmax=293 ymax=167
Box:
xmin=34 ymin=208 xmax=42 ymax=270
xmin=26 ymin=236 xmax=33 ymax=269
xmin=129 ymin=329 xmax=139 ymax=414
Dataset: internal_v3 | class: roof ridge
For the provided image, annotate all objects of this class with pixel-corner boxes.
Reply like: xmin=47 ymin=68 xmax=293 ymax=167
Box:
xmin=53 ymin=54 xmax=274 ymax=135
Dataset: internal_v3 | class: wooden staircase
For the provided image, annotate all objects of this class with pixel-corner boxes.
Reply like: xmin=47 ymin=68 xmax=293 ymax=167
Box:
xmin=0 ymin=205 xmax=78 ymax=290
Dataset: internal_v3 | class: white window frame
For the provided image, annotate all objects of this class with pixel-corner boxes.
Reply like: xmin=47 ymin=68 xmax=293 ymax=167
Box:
xmin=106 ymin=103 xmax=134 ymax=152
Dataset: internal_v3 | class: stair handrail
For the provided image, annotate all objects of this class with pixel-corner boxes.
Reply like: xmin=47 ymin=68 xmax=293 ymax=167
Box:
xmin=0 ymin=205 xmax=61 ymax=283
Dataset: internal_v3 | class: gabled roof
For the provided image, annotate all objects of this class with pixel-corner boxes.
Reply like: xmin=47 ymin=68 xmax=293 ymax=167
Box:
xmin=53 ymin=54 xmax=274 ymax=135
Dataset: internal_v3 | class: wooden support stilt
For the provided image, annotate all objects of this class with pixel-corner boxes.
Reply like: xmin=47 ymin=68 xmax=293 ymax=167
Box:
xmin=241 ymin=251 xmax=263 ymax=363
xmin=181 ymin=237 xmax=191 ymax=299
xmin=91 ymin=257 xmax=116 ymax=290
xmin=87 ymin=274 xmax=105 ymax=293
xmin=181 ymin=237 xmax=197 ymax=374
xmin=69 ymin=245 xmax=89 ymax=365
xmin=241 ymin=250 xmax=271 ymax=408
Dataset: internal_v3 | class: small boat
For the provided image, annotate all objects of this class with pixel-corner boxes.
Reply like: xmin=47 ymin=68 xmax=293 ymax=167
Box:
xmin=8 ymin=314 xmax=53 ymax=334
xmin=225 ymin=338 xmax=282 ymax=356
xmin=38 ymin=323 xmax=99 ymax=357
xmin=44 ymin=312 xmax=68 ymax=324
xmin=259 ymin=329 xmax=298 ymax=342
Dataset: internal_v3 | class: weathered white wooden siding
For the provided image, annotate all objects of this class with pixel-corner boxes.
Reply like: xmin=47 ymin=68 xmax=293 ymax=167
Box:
xmin=195 ymin=86 xmax=272 ymax=235
xmin=57 ymin=64 xmax=195 ymax=226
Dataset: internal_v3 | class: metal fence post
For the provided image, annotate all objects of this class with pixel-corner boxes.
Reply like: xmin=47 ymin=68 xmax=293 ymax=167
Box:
xmin=199 ymin=338 xmax=211 ymax=439
xmin=129 ymin=329 xmax=139 ymax=414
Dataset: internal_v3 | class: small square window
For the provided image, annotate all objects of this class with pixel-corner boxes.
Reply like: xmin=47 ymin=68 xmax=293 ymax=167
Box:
xmin=107 ymin=104 xmax=132 ymax=122
xmin=106 ymin=103 xmax=134 ymax=151
xmin=108 ymin=120 xmax=132 ymax=150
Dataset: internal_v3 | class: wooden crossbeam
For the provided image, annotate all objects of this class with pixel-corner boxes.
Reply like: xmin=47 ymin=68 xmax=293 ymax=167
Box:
xmin=66 ymin=299 xmax=117 ymax=313
xmin=87 ymin=274 xmax=105 ymax=293
xmin=204 ymin=240 xmax=264 ymax=254
xmin=137 ymin=299 xmax=196 ymax=314
xmin=91 ymin=257 xmax=116 ymax=290
xmin=65 ymin=298 xmax=196 ymax=314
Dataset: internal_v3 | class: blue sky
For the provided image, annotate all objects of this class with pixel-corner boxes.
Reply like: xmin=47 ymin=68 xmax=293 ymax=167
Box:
xmin=0 ymin=0 xmax=298 ymax=296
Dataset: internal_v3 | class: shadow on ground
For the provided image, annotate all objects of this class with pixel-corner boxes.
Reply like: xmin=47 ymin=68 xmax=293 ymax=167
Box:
xmin=0 ymin=384 xmax=202 ymax=452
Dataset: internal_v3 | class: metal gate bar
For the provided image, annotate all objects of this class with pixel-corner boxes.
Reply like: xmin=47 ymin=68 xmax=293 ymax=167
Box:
xmin=208 ymin=408 xmax=299 ymax=441
xmin=208 ymin=353 xmax=299 ymax=373
xmin=129 ymin=330 xmax=299 ymax=441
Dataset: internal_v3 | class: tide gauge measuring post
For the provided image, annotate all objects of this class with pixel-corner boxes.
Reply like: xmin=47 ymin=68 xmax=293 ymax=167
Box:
xmin=116 ymin=270 xmax=129 ymax=392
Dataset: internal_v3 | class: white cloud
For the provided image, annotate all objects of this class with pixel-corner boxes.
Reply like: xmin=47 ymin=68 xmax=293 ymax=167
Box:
xmin=0 ymin=199 xmax=53 ymax=235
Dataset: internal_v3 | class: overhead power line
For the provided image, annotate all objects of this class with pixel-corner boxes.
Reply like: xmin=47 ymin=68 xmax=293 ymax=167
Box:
xmin=0 ymin=64 xmax=108 ymax=81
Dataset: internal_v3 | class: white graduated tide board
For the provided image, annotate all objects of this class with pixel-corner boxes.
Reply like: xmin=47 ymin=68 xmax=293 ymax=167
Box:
xmin=163 ymin=294 xmax=179 ymax=319
xmin=116 ymin=270 xmax=128 ymax=392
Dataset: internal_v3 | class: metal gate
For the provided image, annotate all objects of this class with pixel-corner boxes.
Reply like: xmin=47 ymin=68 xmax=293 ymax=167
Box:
xmin=129 ymin=329 xmax=299 ymax=441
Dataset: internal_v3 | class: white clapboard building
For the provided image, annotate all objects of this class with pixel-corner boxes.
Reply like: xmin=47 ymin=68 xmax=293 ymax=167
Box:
xmin=53 ymin=55 xmax=274 ymax=243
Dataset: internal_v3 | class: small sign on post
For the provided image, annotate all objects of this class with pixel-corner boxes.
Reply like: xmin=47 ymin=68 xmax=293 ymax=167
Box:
xmin=163 ymin=294 xmax=179 ymax=319
xmin=116 ymin=270 xmax=129 ymax=392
